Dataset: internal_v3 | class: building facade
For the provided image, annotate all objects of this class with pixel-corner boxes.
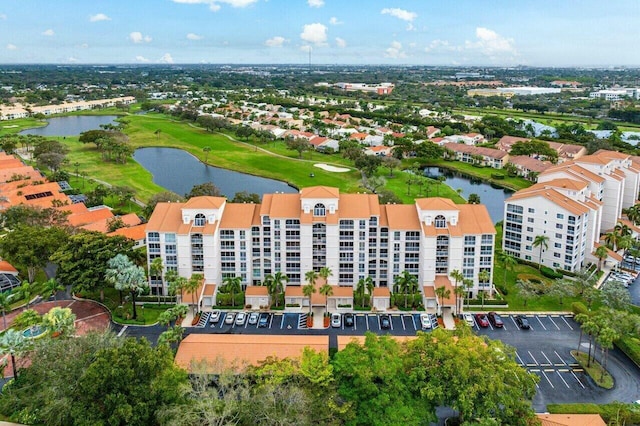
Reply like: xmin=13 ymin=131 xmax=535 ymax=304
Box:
xmin=146 ymin=186 xmax=496 ymax=311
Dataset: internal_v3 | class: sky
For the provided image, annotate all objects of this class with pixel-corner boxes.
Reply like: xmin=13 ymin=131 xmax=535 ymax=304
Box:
xmin=0 ymin=0 xmax=639 ymax=66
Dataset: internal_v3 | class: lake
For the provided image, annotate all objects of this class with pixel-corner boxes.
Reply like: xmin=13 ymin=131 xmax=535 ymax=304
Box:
xmin=133 ymin=147 xmax=297 ymax=198
xmin=20 ymin=115 xmax=118 ymax=136
xmin=423 ymin=167 xmax=512 ymax=224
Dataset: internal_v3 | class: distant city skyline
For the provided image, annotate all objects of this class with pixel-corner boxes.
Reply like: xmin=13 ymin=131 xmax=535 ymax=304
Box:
xmin=1 ymin=0 xmax=638 ymax=67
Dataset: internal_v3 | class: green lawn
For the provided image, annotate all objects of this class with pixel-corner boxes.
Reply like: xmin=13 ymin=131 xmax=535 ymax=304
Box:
xmin=572 ymin=350 xmax=614 ymax=389
xmin=423 ymin=158 xmax=532 ymax=191
xmin=79 ymin=286 xmax=172 ymax=326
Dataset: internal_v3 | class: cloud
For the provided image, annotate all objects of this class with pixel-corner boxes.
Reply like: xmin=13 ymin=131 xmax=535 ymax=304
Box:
xmin=160 ymin=53 xmax=174 ymax=63
xmin=329 ymin=16 xmax=342 ymax=25
xmin=385 ymin=41 xmax=406 ymax=59
xmin=89 ymin=13 xmax=111 ymax=22
xmin=67 ymin=57 xmax=78 ymax=63
xmin=6 ymin=44 xmax=16 ymax=50
xmin=129 ymin=32 xmax=152 ymax=44
xmin=0 ymin=14 xmax=6 ymax=20
xmin=171 ymin=0 xmax=258 ymax=11
xmin=424 ymin=39 xmax=461 ymax=53
xmin=381 ymin=8 xmax=417 ymax=22
xmin=42 ymin=29 xmax=55 ymax=36
xmin=300 ymin=45 xmax=312 ymax=53
xmin=308 ymin=0 xmax=324 ymax=7
xmin=300 ymin=23 xmax=327 ymax=46
xmin=465 ymin=27 xmax=516 ymax=57
xmin=80 ymin=43 xmax=89 ymax=49
xmin=187 ymin=33 xmax=203 ymax=40
xmin=136 ymin=55 xmax=150 ymax=63
xmin=265 ymin=36 xmax=286 ymax=47
xmin=335 ymin=37 xmax=346 ymax=48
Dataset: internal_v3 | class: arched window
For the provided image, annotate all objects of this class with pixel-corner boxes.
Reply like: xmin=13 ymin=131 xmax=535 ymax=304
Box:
xmin=194 ymin=213 xmax=206 ymax=227
xmin=313 ymin=203 xmax=326 ymax=216
xmin=434 ymin=215 xmax=446 ymax=228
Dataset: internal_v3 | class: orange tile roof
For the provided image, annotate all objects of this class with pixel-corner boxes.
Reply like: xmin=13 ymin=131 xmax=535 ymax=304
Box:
xmin=423 ymin=286 xmax=436 ymax=297
xmin=536 ymin=414 xmax=606 ymax=426
xmin=337 ymin=335 xmax=416 ymax=351
xmin=434 ymin=276 xmax=456 ymax=305
xmin=0 ymin=260 xmax=18 ymax=274
xmin=285 ymin=285 xmax=304 ymax=297
xmin=383 ymin=204 xmax=420 ymax=230
xmin=203 ymin=283 xmax=216 ymax=296
xmin=245 ymin=285 xmax=269 ymax=296
xmin=261 ymin=193 xmax=301 ymax=218
xmin=338 ymin=193 xmax=379 ymax=218
xmin=183 ymin=196 xmax=226 ymax=210
xmin=300 ymin=186 xmax=339 ymax=199
xmin=107 ymin=223 xmax=147 ymax=240
xmin=593 ymin=149 xmax=629 ymax=160
xmin=372 ymin=287 xmax=391 ymax=297
xmin=457 ymin=204 xmax=496 ymax=235
xmin=219 ymin=203 xmax=258 ymax=229
xmin=146 ymin=202 xmax=184 ymax=233
xmin=0 ymin=167 xmax=43 ymax=183
xmin=329 ymin=286 xmax=353 ymax=297
xmin=67 ymin=206 xmax=114 ymax=227
xmin=507 ymin=188 xmax=591 ymax=216
xmin=416 ymin=197 xmax=458 ymax=211
xmin=541 ymin=163 xmax=605 ymax=184
xmin=576 ymin=155 xmax=611 ymax=165
xmin=593 ymin=243 xmax=622 ymax=262
xmin=175 ymin=334 xmax=329 ymax=373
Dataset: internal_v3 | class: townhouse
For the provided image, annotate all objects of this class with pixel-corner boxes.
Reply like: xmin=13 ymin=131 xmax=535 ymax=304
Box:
xmin=0 ymin=96 xmax=136 ymax=120
xmin=146 ymin=186 xmax=495 ymax=313
xmin=443 ymin=142 xmax=508 ymax=169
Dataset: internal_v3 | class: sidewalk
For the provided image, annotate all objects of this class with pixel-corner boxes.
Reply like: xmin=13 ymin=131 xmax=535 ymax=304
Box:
xmin=441 ymin=309 xmax=456 ymax=329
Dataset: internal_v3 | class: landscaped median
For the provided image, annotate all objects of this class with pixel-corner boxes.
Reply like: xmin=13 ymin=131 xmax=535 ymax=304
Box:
xmin=571 ymin=350 xmax=614 ymax=389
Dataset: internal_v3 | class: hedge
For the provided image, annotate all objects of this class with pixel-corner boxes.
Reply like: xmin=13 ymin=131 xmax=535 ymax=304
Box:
xmin=467 ymin=299 xmax=508 ymax=306
xmin=541 ymin=266 xmax=563 ymax=279
xmin=547 ymin=402 xmax=640 ymax=425
xmin=571 ymin=301 xmax=590 ymax=317
xmin=615 ymin=336 xmax=640 ymax=369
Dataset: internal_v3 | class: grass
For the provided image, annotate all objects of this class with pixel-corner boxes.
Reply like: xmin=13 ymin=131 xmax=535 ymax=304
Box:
xmin=571 ymin=350 xmax=614 ymax=389
xmin=79 ymin=286 xmax=172 ymax=326
xmin=423 ymin=158 xmax=532 ymax=191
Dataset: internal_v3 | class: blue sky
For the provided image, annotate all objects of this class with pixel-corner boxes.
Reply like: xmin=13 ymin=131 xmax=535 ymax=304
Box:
xmin=0 ymin=0 xmax=638 ymax=66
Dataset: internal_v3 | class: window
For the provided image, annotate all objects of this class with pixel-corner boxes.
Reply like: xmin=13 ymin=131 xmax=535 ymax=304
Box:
xmin=556 ymin=213 xmax=564 ymax=219
xmin=556 ymin=223 xmax=563 ymax=230
xmin=148 ymin=232 xmax=160 ymax=242
xmin=165 ymin=233 xmax=176 ymax=243
xmin=526 ymin=236 xmax=532 ymax=241
xmin=313 ymin=203 xmax=326 ymax=216
xmin=465 ymin=236 xmax=476 ymax=245
xmin=527 ymin=217 xmax=534 ymax=223
xmin=435 ymin=215 xmax=446 ymax=228
xmin=194 ymin=213 xmax=206 ymax=227
xmin=555 ymin=233 xmax=562 ymax=239
xmin=528 ymin=207 xmax=535 ymax=213
xmin=527 ymin=227 xmax=533 ymax=232
xmin=220 ymin=230 xmax=234 ymax=239
xmin=554 ymin=242 xmax=561 ymax=248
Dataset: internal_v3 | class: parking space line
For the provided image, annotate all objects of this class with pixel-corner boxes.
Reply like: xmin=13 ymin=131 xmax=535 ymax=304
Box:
xmin=366 ymin=315 xmax=370 ymax=331
xmin=556 ymin=370 xmax=570 ymax=388
xmin=561 ymin=316 xmax=574 ymax=330
xmin=541 ymin=351 xmax=553 ymax=366
xmin=528 ymin=351 xmax=539 ymax=365
xmin=389 ymin=316 xmax=394 ymax=331
xmin=354 ymin=316 xmax=357 ymax=331
xmin=535 ymin=316 xmax=547 ymax=330
xmin=554 ymin=351 xmax=566 ymax=365
xmin=220 ymin=315 xmax=226 ymax=328
xmin=268 ymin=315 xmax=274 ymax=329
xmin=515 ymin=351 xmax=525 ymax=366
xmin=510 ymin=316 xmax=519 ymax=328
xmin=488 ymin=321 xmax=493 ymax=331
xmin=280 ymin=315 xmax=285 ymax=329
xmin=529 ymin=370 xmax=540 ymax=389
xmin=411 ymin=315 xmax=417 ymax=331
xmin=548 ymin=316 xmax=560 ymax=330
xmin=541 ymin=370 xmax=554 ymax=388
xmin=571 ymin=371 xmax=586 ymax=389
xmin=401 ymin=316 xmax=406 ymax=331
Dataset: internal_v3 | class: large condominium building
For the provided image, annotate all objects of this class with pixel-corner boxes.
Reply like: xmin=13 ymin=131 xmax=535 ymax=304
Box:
xmin=146 ymin=186 xmax=495 ymax=312
xmin=503 ymin=150 xmax=640 ymax=271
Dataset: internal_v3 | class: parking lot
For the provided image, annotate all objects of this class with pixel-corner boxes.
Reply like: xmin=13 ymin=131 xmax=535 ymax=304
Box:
xmin=193 ymin=311 xmax=438 ymax=336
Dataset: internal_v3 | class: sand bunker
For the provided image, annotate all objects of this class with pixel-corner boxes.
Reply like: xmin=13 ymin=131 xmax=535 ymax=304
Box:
xmin=314 ymin=163 xmax=350 ymax=173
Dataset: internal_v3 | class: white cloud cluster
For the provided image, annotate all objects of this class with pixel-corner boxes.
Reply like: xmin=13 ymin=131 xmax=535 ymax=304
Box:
xmin=129 ymin=32 xmax=152 ymax=44
xmin=329 ymin=16 xmax=342 ymax=25
xmin=308 ymin=0 xmax=324 ymax=8
xmin=136 ymin=55 xmax=150 ymax=63
xmin=171 ymin=0 xmax=258 ymax=12
xmin=300 ymin=23 xmax=327 ymax=45
xmin=160 ymin=53 xmax=174 ymax=63
xmin=385 ymin=41 xmax=406 ymax=59
xmin=265 ymin=36 xmax=286 ymax=47
xmin=187 ymin=33 xmax=203 ymax=40
xmin=42 ymin=29 xmax=55 ymax=36
xmin=89 ymin=13 xmax=111 ymax=22
xmin=465 ymin=27 xmax=516 ymax=58
xmin=424 ymin=39 xmax=460 ymax=53
xmin=381 ymin=8 xmax=416 ymax=22
xmin=6 ymin=44 xmax=16 ymax=50
xmin=335 ymin=37 xmax=346 ymax=48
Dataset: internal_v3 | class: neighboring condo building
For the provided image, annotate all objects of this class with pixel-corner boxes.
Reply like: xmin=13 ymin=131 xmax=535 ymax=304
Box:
xmin=503 ymin=150 xmax=640 ymax=271
xmin=146 ymin=186 xmax=495 ymax=313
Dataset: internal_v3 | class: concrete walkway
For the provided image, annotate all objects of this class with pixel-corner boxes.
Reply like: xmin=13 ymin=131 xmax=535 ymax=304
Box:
xmin=311 ymin=307 xmax=325 ymax=329
xmin=441 ymin=308 xmax=456 ymax=329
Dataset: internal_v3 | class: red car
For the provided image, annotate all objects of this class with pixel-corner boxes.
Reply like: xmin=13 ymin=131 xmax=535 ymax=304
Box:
xmin=475 ymin=313 xmax=489 ymax=328
xmin=488 ymin=312 xmax=504 ymax=328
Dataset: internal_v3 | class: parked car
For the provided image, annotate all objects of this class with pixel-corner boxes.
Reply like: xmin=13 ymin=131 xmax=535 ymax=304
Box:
xmin=380 ymin=314 xmax=391 ymax=329
xmin=331 ymin=313 xmax=341 ymax=328
xmin=515 ymin=315 xmax=530 ymax=330
xmin=258 ymin=313 xmax=269 ymax=328
xmin=475 ymin=313 xmax=489 ymax=328
xmin=224 ymin=312 xmax=235 ymax=325
xmin=488 ymin=312 xmax=504 ymax=328
xmin=235 ymin=312 xmax=247 ymax=326
xmin=463 ymin=313 xmax=474 ymax=327
xmin=209 ymin=310 xmax=221 ymax=323
xmin=248 ymin=312 xmax=259 ymax=325
xmin=420 ymin=313 xmax=431 ymax=329
xmin=487 ymin=312 xmax=504 ymax=328
xmin=344 ymin=313 xmax=354 ymax=327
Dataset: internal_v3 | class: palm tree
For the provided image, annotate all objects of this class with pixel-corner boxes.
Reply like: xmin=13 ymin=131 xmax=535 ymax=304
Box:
xmin=319 ymin=283 xmax=333 ymax=306
xmin=0 ymin=292 xmax=11 ymax=330
xmin=625 ymin=204 xmax=640 ymax=225
xmin=596 ymin=327 xmax=618 ymax=381
xmin=478 ymin=269 xmax=491 ymax=300
xmin=203 ymin=146 xmax=212 ymax=163
xmin=574 ymin=313 xmax=589 ymax=354
xmin=42 ymin=306 xmax=76 ymax=337
xmin=16 ymin=282 xmax=33 ymax=308
xmin=318 ymin=267 xmax=333 ymax=284
xmin=149 ymin=257 xmax=164 ymax=303
xmin=595 ymin=245 xmax=608 ymax=271
xmin=0 ymin=329 xmax=29 ymax=379
xmin=434 ymin=286 xmax=451 ymax=315
xmin=614 ymin=221 xmax=632 ymax=238
xmin=604 ymin=231 xmax=620 ymax=252
xmin=302 ymin=283 xmax=316 ymax=314
xmin=582 ymin=319 xmax=600 ymax=367
xmin=355 ymin=278 xmax=366 ymax=308
xmin=498 ymin=250 xmax=518 ymax=287
xmin=222 ymin=276 xmax=242 ymax=308
xmin=532 ymin=235 xmax=549 ymax=270
xmin=41 ymin=278 xmax=64 ymax=301
xmin=449 ymin=269 xmax=464 ymax=314
xmin=394 ymin=271 xmax=417 ymax=309
xmin=185 ymin=274 xmax=203 ymax=313
xmin=365 ymin=277 xmax=375 ymax=308
xmin=305 ymin=270 xmax=318 ymax=288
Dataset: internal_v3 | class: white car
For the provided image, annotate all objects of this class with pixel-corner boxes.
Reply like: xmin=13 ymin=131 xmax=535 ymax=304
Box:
xmin=248 ymin=312 xmax=259 ymax=325
xmin=224 ymin=312 xmax=235 ymax=325
xmin=209 ymin=310 xmax=221 ymax=323
xmin=331 ymin=313 xmax=341 ymax=328
xmin=463 ymin=313 xmax=475 ymax=327
xmin=420 ymin=313 xmax=431 ymax=329
xmin=235 ymin=312 xmax=247 ymax=326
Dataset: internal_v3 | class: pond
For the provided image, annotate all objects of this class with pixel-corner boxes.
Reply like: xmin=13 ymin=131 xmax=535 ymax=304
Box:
xmin=20 ymin=115 xmax=118 ymax=137
xmin=423 ymin=167 xmax=512 ymax=224
xmin=133 ymin=147 xmax=297 ymax=198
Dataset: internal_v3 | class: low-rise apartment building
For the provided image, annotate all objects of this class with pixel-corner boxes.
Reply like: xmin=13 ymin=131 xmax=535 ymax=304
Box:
xmin=146 ymin=186 xmax=496 ymax=313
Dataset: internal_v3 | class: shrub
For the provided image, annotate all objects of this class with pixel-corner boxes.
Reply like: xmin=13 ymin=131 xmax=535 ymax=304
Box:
xmin=571 ymin=301 xmax=590 ymax=317
xmin=494 ymin=282 xmax=508 ymax=296
xmin=285 ymin=303 xmax=300 ymax=308
xmin=491 ymin=173 xmax=505 ymax=180
xmin=540 ymin=266 xmax=563 ymax=279
xmin=467 ymin=299 xmax=508 ymax=306
xmin=615 ymin=336 xmax=640 ymax=368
